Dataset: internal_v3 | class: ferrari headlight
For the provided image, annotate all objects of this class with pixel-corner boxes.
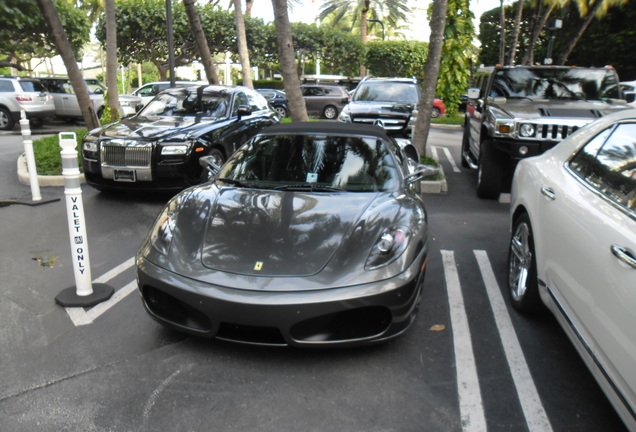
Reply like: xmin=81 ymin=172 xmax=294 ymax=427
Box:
xmin=365 ymin=227 xmax=411 ymax=270
xmin=149 ymin=195 xmax=182 ymax=255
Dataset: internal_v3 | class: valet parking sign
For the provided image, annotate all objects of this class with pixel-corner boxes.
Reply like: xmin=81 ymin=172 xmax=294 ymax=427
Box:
xmin=55 ymin=132 xmax=114 ymax=308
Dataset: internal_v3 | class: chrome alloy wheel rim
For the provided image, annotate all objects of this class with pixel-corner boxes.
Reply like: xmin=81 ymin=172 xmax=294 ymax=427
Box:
xmin=509 ymin=221 xmax=532 ymax=301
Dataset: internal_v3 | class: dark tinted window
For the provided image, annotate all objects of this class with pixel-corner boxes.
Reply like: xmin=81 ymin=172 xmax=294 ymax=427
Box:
xmin=220 ymin=134 xmax=400 ymax=192
xmin=41 ymin=79 xmax=65 ymax=93
xmin=491 ymin=68 xmax=620 ymax=100
xmin=570 ymin=123 xmax=636 ymax=211
xmin=19 ymin=80 xmax=47 ymax=92
xmin=303 ymin=87 xmax=323 ymax=96
xmin=353 ymin=82 xmax=419 ymax=104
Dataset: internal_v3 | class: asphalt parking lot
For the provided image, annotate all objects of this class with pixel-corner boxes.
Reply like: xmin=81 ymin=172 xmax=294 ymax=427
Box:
xmin=0 ymin=124 xmax=628 ymax=431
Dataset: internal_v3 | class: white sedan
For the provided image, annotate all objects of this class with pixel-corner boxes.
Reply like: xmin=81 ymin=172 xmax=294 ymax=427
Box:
xmin=508 ymin=109 xmax=636 ymax=430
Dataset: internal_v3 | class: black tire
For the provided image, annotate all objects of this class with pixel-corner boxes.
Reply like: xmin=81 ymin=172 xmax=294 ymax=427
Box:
xmin=431 ymin=107 xmax=441 ymax=118
xmin=0 ymin=107 xmax=15 ymax=131
xmin=274 ymin=105 xmax=287 ymax=118
xmin=508 ymin=213 xmax=542 ymax=313
xmin=476 ymin=139 xmax=503 ymax=199
xmin=323 ymin=105 xmax=338 ymax=119
xmin=461 ymin=124 xmax=471 ymax=168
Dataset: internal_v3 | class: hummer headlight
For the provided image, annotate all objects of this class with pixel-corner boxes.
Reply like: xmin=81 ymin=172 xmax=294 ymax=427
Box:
xmin=519 ymin=123 xmax=536 ymax=138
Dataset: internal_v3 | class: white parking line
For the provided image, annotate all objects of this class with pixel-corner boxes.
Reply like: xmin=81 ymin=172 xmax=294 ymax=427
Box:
xmin=474 ymin=250 xmax=553 ymax=432
xmin=441 ymin=250 xmax=487 ymax=432
xmin=65 ymin=257 xmax=136 ymax=326
xmin=442 ymin=146 xmax=461 ymax=173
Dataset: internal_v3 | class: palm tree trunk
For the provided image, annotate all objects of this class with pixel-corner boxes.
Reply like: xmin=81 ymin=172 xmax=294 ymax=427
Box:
xmin=234 ymin=0 xmax=253 ymax=88
xmin=272 ymin=0 xmax=308 ymax=122
xmin=499 ymin=0 xmax=506 ymax=64
xmin=411 ymin=0 xmax=448 ymax=158
xmin=557 ymin=0 xmax=604 ymax=65
xmin=36 ymin=0 xmax=100 ymax=130
xmin=522 ymin=1 xmax=554 ymax=65
xmin=105 ymin=0 xmax=119 ymax=121
xmin=359 ymin=0 xmax=370 ymax=76
xmin=507 ymin=0 xmax=524 ymax=65
xmin=183 ymin=0 xmax=221 ymax=84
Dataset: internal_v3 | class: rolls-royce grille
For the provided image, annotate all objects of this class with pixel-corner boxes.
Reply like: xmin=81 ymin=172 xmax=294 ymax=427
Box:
xmin=102 ymin=144 xmax=152 ymax=167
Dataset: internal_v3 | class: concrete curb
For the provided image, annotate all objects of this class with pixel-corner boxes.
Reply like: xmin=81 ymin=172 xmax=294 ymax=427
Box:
xmin=420 ymin=164 xmax=447 ymax=194
xmin=17 ymin=153 xmax=85 ymax=187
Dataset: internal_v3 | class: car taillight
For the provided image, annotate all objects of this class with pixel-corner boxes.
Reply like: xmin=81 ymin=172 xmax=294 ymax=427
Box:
xmin=15 ymin=95 xmax=33 ymax=102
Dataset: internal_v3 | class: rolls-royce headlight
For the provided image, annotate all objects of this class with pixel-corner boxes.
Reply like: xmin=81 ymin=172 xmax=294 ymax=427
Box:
xmin=519 ymin=123 xmax=536 ymax=138
xmin=161 ymin=144 xmax=190 ymax=155
xmin=83 ymin=135 xmax=98 ymax=152
xmin=365 ymin=227 xmax=411 ymax=270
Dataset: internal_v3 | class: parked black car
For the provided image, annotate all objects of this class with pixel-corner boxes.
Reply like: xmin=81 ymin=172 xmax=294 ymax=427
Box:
xmin=257 ymin=88 xmax=288 ymax=118
xmin=82 ymin=85 xmax=279 ymax=192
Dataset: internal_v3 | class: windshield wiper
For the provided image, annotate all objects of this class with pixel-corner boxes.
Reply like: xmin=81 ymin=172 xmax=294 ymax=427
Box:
xmin=216 ymin=177 xmax=248 ymax=187
xmin=273 ymin=184 xmax=343 ymax=192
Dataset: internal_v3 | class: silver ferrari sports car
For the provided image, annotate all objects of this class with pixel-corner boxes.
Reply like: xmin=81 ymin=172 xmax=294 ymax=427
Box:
xmin=136 ymin=122 xmax=437 ymax=347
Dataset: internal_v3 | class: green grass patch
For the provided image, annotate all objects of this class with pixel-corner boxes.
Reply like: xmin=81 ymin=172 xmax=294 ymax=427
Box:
xmin=420 ymin=156 xmax=443 ymax=181
xmin=432 ymin=114 xmax=464 ymax=125
xmin=32 ymin=129 xmax=87 ymax=175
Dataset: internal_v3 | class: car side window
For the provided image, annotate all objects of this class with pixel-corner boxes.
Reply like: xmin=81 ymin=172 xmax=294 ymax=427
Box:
xmin=232 ymin=92 xmax=249 ymax=115
xmin=0 ymin=80 xmax=13 ymax=92
xmin=137 ymin=85 xmax=156 ymax=97
xmin=246 ymin=91 xmax=266 ymax=111
xmin=303 ymin=87 xmax=322 ymax=96
xmin=570 ymin=123 xmax=636 ymax=211
xmin=63 ymin=82 xmax=75 ymax=94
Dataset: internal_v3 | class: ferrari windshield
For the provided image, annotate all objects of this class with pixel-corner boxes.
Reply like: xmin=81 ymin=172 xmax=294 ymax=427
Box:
xmin=139 ymin=90 xmax=231 ymax=118
xmin=490 ymin=68 xmax=620 ymax=100
xmin=353 ymin=82 xmax=419 ymax=104
xmin=218 ymin=133 xmax=401 ymax=192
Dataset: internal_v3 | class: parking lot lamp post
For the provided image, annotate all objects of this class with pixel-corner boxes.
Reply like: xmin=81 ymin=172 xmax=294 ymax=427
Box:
xmin=55 ymin=132 xmax=114 ymax=307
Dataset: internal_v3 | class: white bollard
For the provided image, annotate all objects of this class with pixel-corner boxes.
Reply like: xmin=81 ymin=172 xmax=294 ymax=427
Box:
xmin=55 ymin=132 xmax=113 ymax=307
xmin=20 ymin=111 xmax=42 ymax=202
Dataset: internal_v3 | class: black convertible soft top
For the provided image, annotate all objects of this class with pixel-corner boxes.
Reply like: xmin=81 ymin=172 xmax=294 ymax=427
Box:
xmin=259 ymin=121 xmax=391 ymax=139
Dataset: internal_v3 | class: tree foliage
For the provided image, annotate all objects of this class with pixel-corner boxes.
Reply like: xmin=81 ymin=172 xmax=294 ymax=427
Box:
xmin=437 ymin=0 xmax=475 ymax=116
xmin=0 ymin=0 xmax=91 ymax=71
xmin=477 ymin=0 xmax=635 ymax=77
xmin=365 ymin=40 xmax=429 ymax=78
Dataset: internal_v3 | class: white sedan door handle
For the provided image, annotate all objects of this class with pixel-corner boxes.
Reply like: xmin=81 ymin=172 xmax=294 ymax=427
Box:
xmin=611 ymin=245 xmax=636 ymax=269
xmin=541 ymin=187 xmax=556 ymax=200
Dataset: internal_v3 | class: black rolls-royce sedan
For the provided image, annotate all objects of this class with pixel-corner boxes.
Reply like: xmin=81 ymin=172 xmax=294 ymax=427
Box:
xmin=82 ymin=85 xmax=279 ymax=192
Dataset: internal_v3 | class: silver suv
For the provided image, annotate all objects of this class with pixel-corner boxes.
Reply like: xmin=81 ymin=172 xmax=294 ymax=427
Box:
xmin=0 ymin=75 xmax=56 ymax=130
xmin=39 ymin=77 xmax=142 ymax=120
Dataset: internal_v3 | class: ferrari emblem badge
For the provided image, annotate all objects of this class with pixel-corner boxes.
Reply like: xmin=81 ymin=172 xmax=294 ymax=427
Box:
xmin=254 ymin=261 xmax=263 ymax=271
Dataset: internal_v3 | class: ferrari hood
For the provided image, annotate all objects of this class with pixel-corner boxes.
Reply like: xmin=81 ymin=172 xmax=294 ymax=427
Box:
xmin=201 ymin=188 xmax=386 ymax=277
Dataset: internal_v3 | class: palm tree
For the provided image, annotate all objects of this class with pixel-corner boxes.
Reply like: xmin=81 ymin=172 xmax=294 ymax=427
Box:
xmin=557 ymin=0 xmax=628 ymax=64
xmin=233 ymin=0 xmax=253 ymax=88
xmin=271 ymin=0 xmax=308 ymax=121
xmin=411 ymin=0 xmax=448 ymax=158
xmin=183 ymin=0 xmax=221 ymax=84
xmin=104 ymin=0 xmax=119 ymax=121
xmin=507 ymin=0 xmax=525 ymax=64
xmin=36 ymin=0 xmax=100 ymax=130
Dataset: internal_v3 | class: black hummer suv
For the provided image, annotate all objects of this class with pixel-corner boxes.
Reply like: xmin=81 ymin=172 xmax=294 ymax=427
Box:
xmin=462 ymin=65 xmax=628 ymax=199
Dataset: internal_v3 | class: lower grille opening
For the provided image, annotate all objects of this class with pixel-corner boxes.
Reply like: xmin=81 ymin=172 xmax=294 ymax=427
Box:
xmin=217 ymin=323 xmax=286 ymax=345
xmin=290 ymin=306 xmax=391 ymax=343
xmin=142 ymin=286 xmax=211 ymax=332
